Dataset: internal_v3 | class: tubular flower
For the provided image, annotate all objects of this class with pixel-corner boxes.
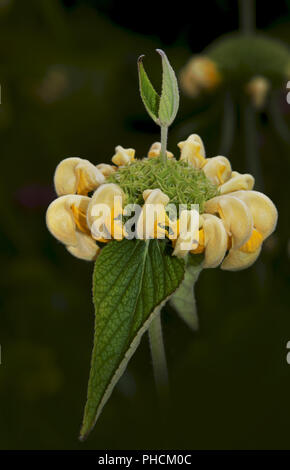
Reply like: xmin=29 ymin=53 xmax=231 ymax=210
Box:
xmin=87 ymin=183 xmax=124 ymax=242
xmin=96 ymin=163 xmax=117 ymax=177
xmin=47 ymin=132 xmax=277 ymax=271
xmin=112 ymin=146 xmax=135 ymax=166
xmin=191 ymin=214 xmax=228 ymax=268
xmin=173 ymin=209 xmax=200 ymax=258
xmin=204 ymin=194 xmax=253 ymax=249
xmin=46 ymin=195 xmax=100 ymax=261
xmin=136 ymin=189 xmax=169 ymax=239
xmin=54 ymin=157 xmax=105 ymax=196
xmin=245 ymin=75 xmax=271 ymax=109
xmin=178 ymin=133 xmax=206 ymax=168
xmin=219 ymin=171 xmax=254 ymax=194
xmin=202 ymin=156 xmax=232 ymax=185
xmin=148 ymin=142 xmax=174 ymax=159
xmin=179 ymin=56 xmax=221 ymax=97
xmin=220 ymin=190 xmax=278 ymax=270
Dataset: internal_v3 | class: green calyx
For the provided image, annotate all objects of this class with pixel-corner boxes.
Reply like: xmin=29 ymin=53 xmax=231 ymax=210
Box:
xmin=107 ymin=157 xmax=218 ymax=212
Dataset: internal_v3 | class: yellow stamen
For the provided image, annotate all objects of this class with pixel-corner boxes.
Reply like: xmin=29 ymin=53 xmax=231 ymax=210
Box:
xmin=71 ymin=204 xmax=91 ymax=235
xmin=191 ymin=229 xmax=205 ymax=254
xmin=239 ymin=229 xmax=263 ymax=253
xmin=76 ymin=169 xmax=90 ymax=195
xmin=217 ymin=164 xmax=226 ymax=184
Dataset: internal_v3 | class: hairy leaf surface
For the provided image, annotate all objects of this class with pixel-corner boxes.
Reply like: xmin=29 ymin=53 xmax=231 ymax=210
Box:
xmin=80 ymin=238 xmax=185 ymax=440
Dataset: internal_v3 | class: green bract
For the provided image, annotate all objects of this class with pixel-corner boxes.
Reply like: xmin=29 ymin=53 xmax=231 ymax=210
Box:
xmin=138 ymin=49 xmax=179 ymax=128
xmin=107 ymin=156 xmax=219 ymax=211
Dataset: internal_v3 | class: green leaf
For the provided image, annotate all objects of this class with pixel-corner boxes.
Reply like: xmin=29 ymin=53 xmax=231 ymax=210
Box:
xmin=80 ymin=238 xmax=185 ymax=440
xmin=157 ymin=49 xmax=179 ymax=127
xmin=170 ymin=254 xmax=203 ymax=331
xmin=137 ymin=55 xmax=161 ymax=125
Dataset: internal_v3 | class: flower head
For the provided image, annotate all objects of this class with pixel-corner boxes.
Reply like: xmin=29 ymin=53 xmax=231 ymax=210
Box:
xmin=46 ymin=133 xmax=277 ymax=272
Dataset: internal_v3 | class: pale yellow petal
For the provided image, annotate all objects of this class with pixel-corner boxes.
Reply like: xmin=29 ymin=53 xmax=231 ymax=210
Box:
xmin=246 ymin=76 xmax=270 ymax=109
xmin=148 ymin=142 xmax=174 ymax=159
xmin=46 ymin=194 xmax=90 ymax=246
xmin=67 ymin=232 xmax=100 ymax=261
xmin=87 ymin=183 xmax=124 ymax=240
xmin=112 ymin=146 xmax=135 ymax=166
xmin=200 ymin=213 xmax=228 ymax=268
xmin=202 ymin=156 xmax=232 ymax=185
xmin=75 ymin=160 xmax=105 ymax=195
xmin=137 ymin=189 xmax=169 ymax=239
xmin=96 ymin=163 xmax=117 ymax=177
xmin=204 ymin=194 xmax=253 ymax=249
xmin=173 ymin=209 xmax=199 ymax=258
xmin=229 ymin=190 xmax=278 ymax=240
xmin=178 ymin=134 xmax=206 ymax=168
xmin=219 ymin=171 xmax=254 ymax=194
xmin=54 ymin=157 xmax=105 ymax=196
xmin=54 ymin=157 xmax=81 ymax=195
xmin=142 ymin=188 xmax=169 ymax=205
xmin=221 ymin=246 xmax=262 ymax=271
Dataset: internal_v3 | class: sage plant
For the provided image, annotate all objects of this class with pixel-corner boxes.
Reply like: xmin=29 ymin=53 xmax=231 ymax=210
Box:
xmin=46 ymin=50 xmax=277 ymax=440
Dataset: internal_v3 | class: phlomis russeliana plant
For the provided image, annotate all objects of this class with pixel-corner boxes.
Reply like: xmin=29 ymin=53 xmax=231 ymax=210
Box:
xmin=46 ymin=50 xmax=278 ymax=440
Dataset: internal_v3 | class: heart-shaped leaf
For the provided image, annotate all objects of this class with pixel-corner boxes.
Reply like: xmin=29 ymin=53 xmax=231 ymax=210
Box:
xmin=80 ymin=238 xmax=185 ymax=440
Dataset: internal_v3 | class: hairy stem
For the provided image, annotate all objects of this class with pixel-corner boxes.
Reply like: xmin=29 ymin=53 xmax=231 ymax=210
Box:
xmin=148 ymin=312 xmax=169 ymax=403
xmin=160 ymin=126 xmax=168 ymax=163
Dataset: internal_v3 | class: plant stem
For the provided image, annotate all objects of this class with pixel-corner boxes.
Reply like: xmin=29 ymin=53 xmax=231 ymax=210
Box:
xmin=243 ymin=102 xmax=264 ymax=190
xmin=148 ymin=312 xmax=169 ymax=403
xmin=239 ymin=0 xmax=263 ymax=190
xmin=160 ymin=126 xmax=168 ymax=163
xmin=239 ymin=0 xmax=255 ymax=34
xmin=219 ymin=92 xmax=235 ymax=155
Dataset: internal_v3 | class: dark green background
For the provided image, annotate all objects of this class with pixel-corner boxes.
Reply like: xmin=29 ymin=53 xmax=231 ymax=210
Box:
xmin=0 ymin=0 xmax=289 ymax=449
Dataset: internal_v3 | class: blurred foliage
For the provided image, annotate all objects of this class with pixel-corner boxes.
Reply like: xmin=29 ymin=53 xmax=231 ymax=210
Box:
xmin=0 ymin=0 xmax=289 ymax=450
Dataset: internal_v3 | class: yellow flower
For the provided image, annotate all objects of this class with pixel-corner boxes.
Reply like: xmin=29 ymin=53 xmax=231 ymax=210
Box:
xmin=191 ymin=214 xmax=228 ymax=268
xmin=219 ymin=171 xmax=255 ymax=194
xmin=180 ymin=56 xmax=221 ymax=97
xmin=96 ymin=163 xmax=117 ymax=177
xmin=220 ymin=190 xmax=278 ymax=270
xmin=178 ymin=134 xmax=206 ymax=169
xmin=87 ymin=183 xmax=124 ymax=242
xmin=46 ymin=195 xmax=100 ymax=261
xmin=54 ymin=157 xmax=105 ymax=196
xmin=148 ymin=142 xmax=174 ymax=159
xmin=204 ymin=194 xmax=253 ymax=249
xmin=112 ymin=146 xmax=135 ymax=166
xmin=173 ymin=209 xmax=200 ymax=258
xmin=202 ymin=156 xmax=232 ymax=185
xmin=136 ymin=189 xmax=169 ymax=239
xmin=245 ymin=75 xmax=270 ymax=109
xmin=47 ymin=132 xmax=277 ymax=273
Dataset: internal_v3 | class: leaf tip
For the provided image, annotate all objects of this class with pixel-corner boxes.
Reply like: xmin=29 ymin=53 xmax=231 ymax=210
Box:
xmin=137 ymin=54 xmax=145 ymax=65
xmin=156 ymin=48 xmax=165 ymax=57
